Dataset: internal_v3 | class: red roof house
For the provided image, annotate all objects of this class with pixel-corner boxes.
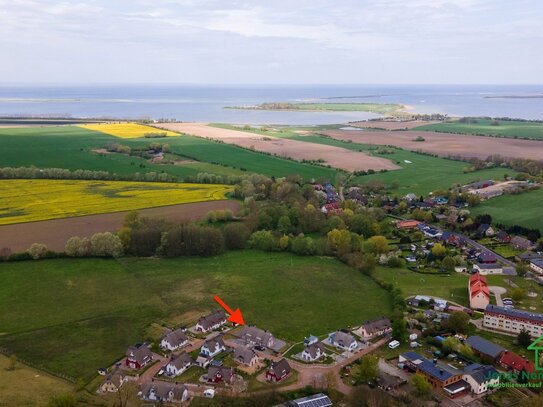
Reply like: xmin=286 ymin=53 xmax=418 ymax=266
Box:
xmin=469 ymin=273 xmax=490 ymax=310
xmin=498 ymin=350 xmax=535 ymax=374
xmin=397 ymin=220 xmax=421 ymax=230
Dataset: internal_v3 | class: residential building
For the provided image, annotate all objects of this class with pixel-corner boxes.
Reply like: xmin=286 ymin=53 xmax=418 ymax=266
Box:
xmin=125 ymin=344 xmax=153 ymax=369
xmin=472 ymin=262 xmax=503 ymax=275
xmin=99 ymin=371 xmax=125 ymax=393
xmin=398 ymin=352 xmax=465 ymax=396
xmin=195 ymin=310 xmax=227 ymax=333
xmin=477 ymin=251 xmax=497 ymax=264
xmin=360 ymin=317 xmax=392 ymax=338
xmin=281 ymin=393 xmax=332 ymax=407
xmin=477 ymin=224 xmax=495 ymax=237
xmin=465 ymin=336 xmax=505 ymax=361
xmin=160 ymin=328 xmax=188 ymax=351
xmin=529 ymin=259 xmax=543 ymax=275
xmin=511 ymin=236 xmax=534 ymax=251
xmin=462 ymin=364 xmax=499 ymax=394
xmin=397 ymin=220 xmax=421 ymax=229
xmin=233 ymin=347 xmax=259 ymax=366
xmin=304 ymin=335 xmax=319 ymax=346
xmin=328 ymin=330 xmax=357 ymax=351
xmin=468 ymin=273 xmax=490 ymax=310
xmin=498 ymin=350 xmax=535 ymax=374
xmin=207 ymin=366 xmax=235 ymax=384
xmin=484 ymin=304 xmax=543 ymax=338
xmin=301 ymin=342 xmax=327 ymax=362
xmin=266 ymin=358 xmax=291 ymax=382
xmin=165 ymin=352 xmax=192 ymax=377
xmin=200 ymin=336 xmax=226 ymax=357
xmin=237 ymin=326 xmax=275 ymax=348
xmin=139 ymin=381 xmax=189 ymax=403
xmin=516 ymin=252 xmax=542 ymax=263
xmin=495 ymin=231 xmax=511 ymax=243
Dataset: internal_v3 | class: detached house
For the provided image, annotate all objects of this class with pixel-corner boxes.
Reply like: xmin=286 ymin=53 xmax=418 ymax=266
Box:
xmin=468 ymin=273 xmax=490 ymax=310
xmin=165 ymin=352 xmax=192 ymax=377
xmin=99 ymin=371 xmax=125 ymax=393
xmin=462 ymin=364 xmax=499 ymax=394
xmin=266 ymin=358 xmax=291 ymax=382
xmin=233 ymin=347 xmax=259 ymax=366
xmin=200 ymin=336 xmax=226 ymax=358
xmin=125 ymin=344 xmax=153 ymax=369
xmin=160 ymin=328 xmax=188 ymax=351
xmin=360 ymin=317 xmax=392 ymax=338
xmin=328 ymin=331 xmax=357 ymax=351
xmin=238 ymin=326 xmax=275 ymax=349
xmin=477 ymin=224 xmax=495 ymax=237
xmin=139 ymin=381 xmax=189 ymax=404
xmin=207 ymin=366 xmax=235 ymax=384
xmin=301 ymin=342 xmax=327 ymax=362
xmin=511 ymin=236 xmax=534 ymax=251
xmin=195 ymin=310 xmax=227 ymax=333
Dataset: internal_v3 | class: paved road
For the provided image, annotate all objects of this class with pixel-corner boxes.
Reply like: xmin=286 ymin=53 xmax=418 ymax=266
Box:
xmin=453 ymin=232 xmax=516 ymax=268
xmin=488 ymin=286 xmax=506 ymax=306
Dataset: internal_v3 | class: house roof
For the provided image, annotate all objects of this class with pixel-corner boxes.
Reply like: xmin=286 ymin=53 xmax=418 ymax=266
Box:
xmin=418 ymin=359 xmax=457 ymax=382
xmin=303 ymin=342 xmax=326 ymax=359
xmin=474 ymin=262 xmax=502 ymax=270
xmin=284 ymin=393 xmax=332 ymax=407
xmin=463 ymin=363 xmax=498 ymax=385
xmin=104 ymin=371 xmax=123 ymax=388
xmin=478 ymin=251 xmax=497 ymax=262
xmin=208 ymin=366 xmax=234 ymax=381
xmin=485 ymin=304 xmax=543 ymax=324
xmin=466 ymin=336 xmax=505 ymax=359
xmin=518 ymin=252 xmax=542 ymax=261
xmin=362 ymin=317 xmax=392 ymax=335
xmin=331 ymin=331 xmax=356 ymax=346
xmin=197 ymin=310 xmax=227 ymax=330
xmin=140 ymin=381 xmax=187 ymax=401
xmin=531 ymin=259 xmax=543 ymax=268
xmin=202 ymin=336 xmax=225 ymax=352
xmin=168 ymin=352 xmax=192 ymax=370
xmin=499 ymin=351 xmax=535 ymax=373
xmin=238 ymin=326 xmax=274 ymax=346
xmin=162 ymin=328 xmax=187 ymax=347
xmin=478 ymin=224 xmax=491 ymax=232
xmin=496 ymin=231 xmax=510 ymax=240
xmin=233 ymin=347 xmax=257 ymax=364
xmin=269 ymin=358 xmax=291 ymax=377
xmin=511 ymin=236 xmax=533 ymax=249
xmin=126 ymin=344 xmax=153 ymax=365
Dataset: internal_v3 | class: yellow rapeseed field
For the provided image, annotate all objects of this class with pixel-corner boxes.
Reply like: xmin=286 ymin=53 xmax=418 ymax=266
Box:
xmin=0 ymin=179 xmax=232 ymax=225
xmin=78 ymin=122 xmax=179 ymax=139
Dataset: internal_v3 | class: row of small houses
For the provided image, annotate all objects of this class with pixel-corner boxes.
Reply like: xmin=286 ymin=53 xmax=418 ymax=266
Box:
xmin=399 ymin=333 xmax=536 ymax=399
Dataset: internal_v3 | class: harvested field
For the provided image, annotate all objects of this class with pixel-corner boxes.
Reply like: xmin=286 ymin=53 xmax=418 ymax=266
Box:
xmin=156 ymin=123 xmax=400 ymax=172
xmin=322 ymin=130 xmax=543 ymax=161
xmin=349 ymin=120 xmax=440 ymax=130
xmin=0 ymin=200 xmax=240 ymax=252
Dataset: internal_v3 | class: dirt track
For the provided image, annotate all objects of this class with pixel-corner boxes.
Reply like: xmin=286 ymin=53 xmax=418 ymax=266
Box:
xmin=0 ymin=200 xmax=240 ymax=252
xmin=156 ymin=122 xmax=400 ymax=172
xmin=322 ymin=129 xmax=543 ymax=161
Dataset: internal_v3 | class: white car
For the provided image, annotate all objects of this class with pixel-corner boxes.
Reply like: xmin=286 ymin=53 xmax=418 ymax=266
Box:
xmin=388 ymin=340 xmax=400 ymax=349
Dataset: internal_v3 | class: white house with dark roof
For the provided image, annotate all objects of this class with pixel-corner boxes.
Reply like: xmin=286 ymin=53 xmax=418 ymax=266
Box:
xmin=462 ymin=364 xmax=499 ymax=394
xmin=360 ymin=317 xmax=392 ymax=338
xmin=472 ymin=262 xmax=503 ymax=275
xmin=328 ymin=331 xmax=357 ymax=351
xmin=233 ymin=347 xmax=259 ymax=366
xmin=529 ymin=259 xmax=543 ymax=275
xmin=160 ymin=328 xmax=188 ymax=351
xmin=139 ymin=381 xmax=189 ymax=403
xmin=195 ymin=310 xmax=227 ymax=333
xmin=237 ymin=326 xmax=275 ymax=348
xmin=165 ymin=352 xmax=192 ymax=377
xmin=301 ymin=342 xmax=327 ymax=362
xmin=200 ymin=336 xmax=226 ymax=357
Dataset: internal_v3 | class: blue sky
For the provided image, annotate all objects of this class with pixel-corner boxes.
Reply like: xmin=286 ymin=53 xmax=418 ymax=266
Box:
xmin=0 ymin=0 xmax=541 ymax=84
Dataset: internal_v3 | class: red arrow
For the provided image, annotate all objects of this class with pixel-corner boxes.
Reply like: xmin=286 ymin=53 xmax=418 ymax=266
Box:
xmin=214 ymin=295 xmax=245 ymax=326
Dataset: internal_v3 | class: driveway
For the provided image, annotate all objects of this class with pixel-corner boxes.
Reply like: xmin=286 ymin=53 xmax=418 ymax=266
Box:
xmin=488 ymin=286 xmax=506 ymax=306
xmin=378 ymin=358 xmax=409 ymax=381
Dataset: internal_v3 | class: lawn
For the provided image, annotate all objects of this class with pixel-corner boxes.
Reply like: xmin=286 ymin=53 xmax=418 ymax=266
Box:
xmin=471 ymin=188 xmax=543 ymax=232
xmin=0 ymin=179 xmax=232 ymax=225
xmin=0 ymin=355 xmax=74 ymax=407
xmin=212 ymin=125 xmax=514 ymax=195
xmin=0 ymin=251 xmax=393 ymax=381
xmin=0 ymin=126 xmax=337 ymax=181
xmin=78 ymin=122 xmax=178 ymax=138
xmin=415 ymin=119 xmax=543 ymax=140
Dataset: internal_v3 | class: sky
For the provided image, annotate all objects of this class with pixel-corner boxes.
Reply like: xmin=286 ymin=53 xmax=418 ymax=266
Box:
xmin=0 ymin=0 xmax=542 ymax=85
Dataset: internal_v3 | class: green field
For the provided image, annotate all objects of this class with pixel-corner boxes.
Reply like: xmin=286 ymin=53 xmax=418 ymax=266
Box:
xmin=0 ymin=126 xmax=338 ymax=181
xmin=212 ymin=124 xmax=515 ymax=195
xmin=416 ymin=119 xmax=543 ymax=140
xmin=471 ymin=188 xmax=543 ymax=231
xmin=0 ymin=251 xmax=392 ymax=381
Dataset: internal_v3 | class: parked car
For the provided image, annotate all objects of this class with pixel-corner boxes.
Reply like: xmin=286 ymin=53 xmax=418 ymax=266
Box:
xmin=388 ymin=340 xmax=400 ymax=349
